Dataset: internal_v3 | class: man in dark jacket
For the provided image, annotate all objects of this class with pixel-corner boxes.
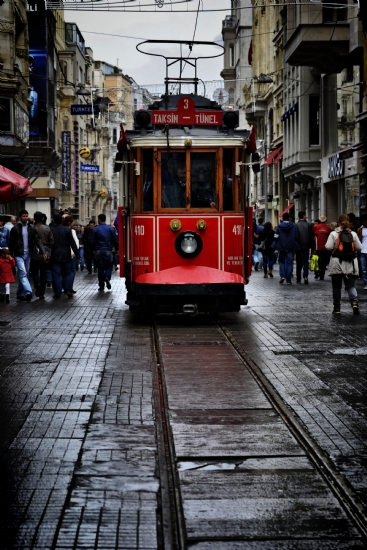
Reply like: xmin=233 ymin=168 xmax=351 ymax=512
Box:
xmin=49 ymin=213 xmax=80 ymax=298
xmin=273 ymin=212 xmax=300 ymax=284
xmin=84 ymin=220 xmax=96 ymax=274
xmin=9 ymin=209 xmax=46 ymax=301
xmin=296 ymin=211 xmax=313 ymax=284
xmin=89 ymin=213 xmax=118 ymax=291
xmin=32 ymin=211 xmax=54 ymax=299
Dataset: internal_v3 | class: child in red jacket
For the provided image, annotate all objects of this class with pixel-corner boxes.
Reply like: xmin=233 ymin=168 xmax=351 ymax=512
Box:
xmin=0 ymin=248 xmax=16 ymax=303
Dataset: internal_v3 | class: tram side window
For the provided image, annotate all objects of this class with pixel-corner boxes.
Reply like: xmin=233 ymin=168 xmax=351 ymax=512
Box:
xmin=223 ymin=149 xmax=234 ymax=211
xmin=161 ymin=152 xmax=186 ymax=208
xmin=191 ymin=153 xmax=216 ymax=208
xmin=142 ymin=149 xmax=154 ymax=211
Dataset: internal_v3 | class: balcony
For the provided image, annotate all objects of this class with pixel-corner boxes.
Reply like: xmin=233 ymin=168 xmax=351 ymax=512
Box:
xmin=283 ymin=4 xmax=350 ymax=72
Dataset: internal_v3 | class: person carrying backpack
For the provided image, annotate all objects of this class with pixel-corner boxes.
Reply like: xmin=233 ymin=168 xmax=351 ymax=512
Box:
xmin=325 ymin=214 xmax=362 ymax=315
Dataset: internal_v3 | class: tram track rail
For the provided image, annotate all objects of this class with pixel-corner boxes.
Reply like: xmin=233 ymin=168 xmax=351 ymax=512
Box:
xmin=215 ymin=318 xmax=367 ymax=542
xmin=151 ymin=314 xmax=367 ymax=548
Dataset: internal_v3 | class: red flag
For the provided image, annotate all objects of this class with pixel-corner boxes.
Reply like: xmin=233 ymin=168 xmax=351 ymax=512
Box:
xmin=245 ymin=126 xmax=257 ymax=154
xmin=117 ymin=124 xmax=128 ymax=153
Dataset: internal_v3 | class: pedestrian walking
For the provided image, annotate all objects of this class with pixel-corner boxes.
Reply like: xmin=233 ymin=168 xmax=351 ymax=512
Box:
xmin=84 ymin=220 xmax=97 ymax=274
xmin=89 ymin=213 xmax=118 ymax=292
xmin=49 ymin=213 xmax=80 ymax=299
xmin=62 ymin=216 xmax=79 ymax=293
xmin=75 ymin=224 xmax=85 ymax=271
xmin=312 ymin=215 xmax=332 ymax=280
xmin=295 ymin=211 xmax=313 ymax=284
xmin=4 ymin=216 xmax=17 ymax=232
xmin=259 ymin=222 xmax=275 ymax=278
xmin=0 ymin=216 xmax=10 ymax=249
xmin=252 ymin=217 xmax=264 ymax=271
xmin=0 ymin=248 xmax=16 ymax=303
xmin=325 ymin=214 xmax=362 ymax=315
xmin=357 ymin=213 xmax=367 ymax=290
xmin=32 ymin=211 xmax=54 ymax=299
xmin=273 ymin=212 xmax=299 ymax=285
xmin=9 ymin=209 xmax=46 ymax=301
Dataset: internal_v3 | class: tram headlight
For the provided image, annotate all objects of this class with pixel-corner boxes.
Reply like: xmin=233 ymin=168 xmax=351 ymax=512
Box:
xmin=175 ymin=231 xmax=203 ymax=259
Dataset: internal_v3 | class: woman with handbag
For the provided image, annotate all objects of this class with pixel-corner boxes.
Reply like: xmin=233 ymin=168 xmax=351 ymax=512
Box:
xmin=32 ymin=211 xmax=54 ymax=299
xmin=259 ymin=222 xmax=275 ymax=278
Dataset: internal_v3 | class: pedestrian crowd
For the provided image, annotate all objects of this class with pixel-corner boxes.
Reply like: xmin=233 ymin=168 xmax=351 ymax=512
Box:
xmin=0 ymin=210 xmax=118 ymax=304
xmin=253 ymin=211 xmax=367 ymax=315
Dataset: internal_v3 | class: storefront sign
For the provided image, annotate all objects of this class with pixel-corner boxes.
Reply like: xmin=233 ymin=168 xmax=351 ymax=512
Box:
xmin=328 ymin=153 xmax=344 ymax=179
xmin=80 ymin=164 xmax=100 ymax=173
xmin=61 ymin=131 xmax=71 ymax=190
xmin=70 ymin=104 xmax=99 ymax=115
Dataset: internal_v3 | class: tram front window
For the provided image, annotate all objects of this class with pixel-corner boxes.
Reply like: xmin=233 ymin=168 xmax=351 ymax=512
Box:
xmin=161 ymin=152 xmax=186 ymax=208
xmin=191 ymin=153 xmax=216 ymax=208
xmin=223 ymin=149 xmax=234 ymax=211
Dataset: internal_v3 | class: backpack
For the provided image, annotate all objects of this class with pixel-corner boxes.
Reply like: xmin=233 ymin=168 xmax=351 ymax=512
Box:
xmin=332 ymin=229 xmax=356 ymax=263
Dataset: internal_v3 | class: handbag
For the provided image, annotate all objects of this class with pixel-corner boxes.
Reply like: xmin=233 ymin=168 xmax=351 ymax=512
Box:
xmin=32 ymin=244 xmax=51 ymax=263
xmin=258 ymin=241 xmax=266 ymax=252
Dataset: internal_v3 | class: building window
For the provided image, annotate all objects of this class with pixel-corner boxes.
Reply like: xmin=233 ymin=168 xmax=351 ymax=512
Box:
xmin=229 ymin=44 xmax=235 ymax=67
xmin=0 ymin=98 xmax=12 ymax=132
xmin=228 ymin=88 xmax=235 ymax=105
xmin=113 ymin=193 xmax=118 ymax=210
xmin=112 ymin=128 xmax=117 ymax=144
xmin=323 ymin=0 xmax=347 ymax=22
xmin=134 ymin=98 xmax=138 ymax=110
xmin=309 ymin=95 xmax=320 ymax=146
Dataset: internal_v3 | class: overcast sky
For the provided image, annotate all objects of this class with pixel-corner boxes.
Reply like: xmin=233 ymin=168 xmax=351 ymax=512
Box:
xmin=66 ymin=0 xmax=230 ymax=86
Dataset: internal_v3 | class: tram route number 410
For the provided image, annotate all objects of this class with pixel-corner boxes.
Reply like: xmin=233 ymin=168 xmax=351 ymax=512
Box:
xmin=232 ymin=225 xmax=243 ymax=235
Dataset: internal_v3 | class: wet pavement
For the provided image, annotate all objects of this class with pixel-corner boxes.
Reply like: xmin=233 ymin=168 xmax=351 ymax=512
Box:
xmin=0 ymin=264 xmax=366 ymax=548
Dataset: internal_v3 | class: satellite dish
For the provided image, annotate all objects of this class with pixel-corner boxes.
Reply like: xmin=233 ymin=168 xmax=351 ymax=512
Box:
xmin=213 ymin=88 xmax=229 ymax=105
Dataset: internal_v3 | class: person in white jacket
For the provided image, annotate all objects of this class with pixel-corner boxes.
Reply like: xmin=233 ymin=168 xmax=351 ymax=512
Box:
xmin=325 ymin=213 xmax=362 ymax=315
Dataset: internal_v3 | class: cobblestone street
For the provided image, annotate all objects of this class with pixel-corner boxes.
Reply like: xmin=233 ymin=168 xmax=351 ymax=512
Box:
xmin=0 ymin=266 xmax=366 ymax=549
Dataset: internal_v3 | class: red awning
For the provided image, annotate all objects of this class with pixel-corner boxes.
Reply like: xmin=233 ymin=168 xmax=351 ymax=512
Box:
xmin=278 ymin=203 xmax=294 ymax=217
xmin=274 ymin=147 xmax=283 ymax=165
xmin=265 ymin=145 xmax=283 ymax=165
xmin=0 ymin=165 xmax=33 ymax=204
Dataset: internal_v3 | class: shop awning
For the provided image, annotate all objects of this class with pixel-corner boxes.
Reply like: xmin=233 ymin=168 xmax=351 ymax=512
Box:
xmin=265 ymin=145 xmax=283 ymax=165
xmin=278 ymin=203 xmax=294 ymax=218
xmin=274 ymin=147 xmax=283 ymax=165
xmin=0 ymin=165 xmax=33 ymax=204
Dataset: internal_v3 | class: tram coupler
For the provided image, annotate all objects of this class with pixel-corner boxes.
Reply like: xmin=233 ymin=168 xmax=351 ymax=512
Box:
xmin=183 ymin=303 xmax=198 ymax=316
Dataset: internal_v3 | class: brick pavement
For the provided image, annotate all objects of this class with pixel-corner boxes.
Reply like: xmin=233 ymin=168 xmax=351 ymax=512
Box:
xmin=0 ymin=263 xmax=366 ymax=548
xmin=221 ymin=263 xmax=367 ymax=510
xmin=0 ymin=272 xmax=158 ymax=550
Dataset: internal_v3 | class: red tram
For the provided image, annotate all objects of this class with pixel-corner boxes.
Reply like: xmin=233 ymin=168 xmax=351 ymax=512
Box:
xmin=116 ymin=41 xmax=253 ymax=314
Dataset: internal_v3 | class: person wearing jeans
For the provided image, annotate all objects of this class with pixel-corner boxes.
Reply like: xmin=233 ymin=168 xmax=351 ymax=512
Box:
xmin=325 ymin=214 xmax=362 ymax=314
xmin=49 ymin=213 xmax=80 ymax=299
xmin=89 ymin=213 xmax=118 ymax=291
xmin=272 ymin=212 xmax=299 ymax=285
xmin=9 ymin=209 xmax=46 ymax=301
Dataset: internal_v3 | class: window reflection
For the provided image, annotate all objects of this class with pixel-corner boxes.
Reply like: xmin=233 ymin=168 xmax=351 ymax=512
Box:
xmin=142 ymin=149 xmax=153 ymax=211
xmin=191 ymin=153 xmax=216 ymax=208
xmin=161 ymin=152 xmax=186 ymax=208
xmin=223 ymin=149 xmax=234 ymax=210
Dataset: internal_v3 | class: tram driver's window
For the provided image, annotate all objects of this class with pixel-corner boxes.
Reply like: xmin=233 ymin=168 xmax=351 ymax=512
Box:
xmin=191 ymin=152 xmax=216 ymax=208
xmin=142 ymin=149 xmax=154 ymax=211
xmin=161 ymin=152 xmax=186 ymax=208
xmin=223 ymin=149 xmax=234 ymax=211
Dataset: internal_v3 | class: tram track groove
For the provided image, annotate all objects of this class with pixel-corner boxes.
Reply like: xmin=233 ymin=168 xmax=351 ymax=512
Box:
xmin=214 ymin=317 xmax=367 ymax=542
xmin=151 ymin=319 xmax=186 ymax=550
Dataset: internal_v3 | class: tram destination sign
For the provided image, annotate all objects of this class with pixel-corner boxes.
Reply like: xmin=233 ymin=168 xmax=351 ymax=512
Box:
xmin=80 ymin=164 xmax=100 ymax=173
xmin=151 ymin=109 xmax=222 ymax=126
xmin=151 ymin=96 xmax=222 ymax=126
xmin=70 ymin=104 xmax=99 ymax=115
